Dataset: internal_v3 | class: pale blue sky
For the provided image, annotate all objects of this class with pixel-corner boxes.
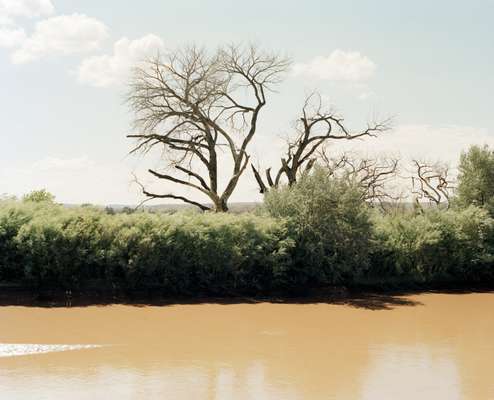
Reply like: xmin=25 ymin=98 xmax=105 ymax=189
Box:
xmin=1 ymin=0 xmax=493 ymax=204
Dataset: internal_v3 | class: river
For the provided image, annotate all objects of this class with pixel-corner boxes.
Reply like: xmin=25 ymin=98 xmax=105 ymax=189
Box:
xmin=0 ymin=292 xmax=493 ymax=399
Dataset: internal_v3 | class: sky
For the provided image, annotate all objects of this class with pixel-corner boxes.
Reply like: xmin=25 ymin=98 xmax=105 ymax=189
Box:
xmin=1 ymin=0 xmax=493 ymax=205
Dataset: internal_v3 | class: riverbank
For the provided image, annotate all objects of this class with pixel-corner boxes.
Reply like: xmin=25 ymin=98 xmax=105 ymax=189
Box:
xmin=1 ymin=284 xmax=492 ymax=309
xmin=2 ymin=200 xmax=494 ymax=297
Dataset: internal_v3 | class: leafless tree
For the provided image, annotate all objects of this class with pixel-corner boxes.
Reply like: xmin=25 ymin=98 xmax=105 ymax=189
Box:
xmin=127 ymin=44 xmax=290 ymax=211
xmin=411 ymin=160 xmax=454 ymax=207
xmin=320 ymin=151 xmax=401 ymax=208
xmin=252 ymin=93 xmax=392 ymax=193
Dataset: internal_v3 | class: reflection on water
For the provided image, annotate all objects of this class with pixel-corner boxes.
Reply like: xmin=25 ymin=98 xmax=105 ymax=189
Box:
xmin=362 ymin=345 xmax=461 ymax=400
xmin=0 ymin=293 xmax=493 ymax=399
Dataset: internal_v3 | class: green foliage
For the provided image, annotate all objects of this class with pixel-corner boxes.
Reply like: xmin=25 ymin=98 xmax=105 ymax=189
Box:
xmin=1 ymin=171 xmax=494 ymax=294
xmin=264 ymin=167 xmax=372 ymax=288
xmin=456 ymin=145 xmax=494 ymax=212
xmin=0 ymin=200 xmax=38 ymax=281
xmin=105 ymin=212 xmax=293 ymax=294
xmin=22 ymin=189 xmax=55 ymax=204
xmin=371 ymin=206 xmax=494 ymax=283
xmin=0 ymin=200 xmax=292 ymax=293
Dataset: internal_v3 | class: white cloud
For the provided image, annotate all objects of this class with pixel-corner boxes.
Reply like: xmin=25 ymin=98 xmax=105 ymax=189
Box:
xmin=0 ymin=0 xmax=54 ymax=19
xmin=0 ymin=156 xmax=142 ymax=204
xmin=324 ymin=124 xmax=494 ymax=165
xmin=0 ymin=0 xmax=54 ymax=48
xmin=0 ymin=14 xmax=13 ymax=25
xmin=0 ymin=24 xmax=25 ymax=47
xmin=76 ymin=34 xmax=165 ymax=87
xmin=11 ymin=13 xmax=108 ymax=63
xmin=32 ymin=155 xmax=94 ymax=171
xmin=293 ymin=50 xmax=376 ymax=82
xmin=358 ymin=90 xmax=375 ymax=101
xmin=2 ymin=127 xmax=492 ymax=205
xmin=250 ymin=125 xmax=494 ymax=201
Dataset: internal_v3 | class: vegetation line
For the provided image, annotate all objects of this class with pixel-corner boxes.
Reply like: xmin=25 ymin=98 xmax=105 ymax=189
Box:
xmin=1 ymin=145 xmax=494 ymax=298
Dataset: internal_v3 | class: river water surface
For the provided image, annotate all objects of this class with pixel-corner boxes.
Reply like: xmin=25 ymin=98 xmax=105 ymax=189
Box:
xmin=0 ymin=293 xmax=493 ymax=399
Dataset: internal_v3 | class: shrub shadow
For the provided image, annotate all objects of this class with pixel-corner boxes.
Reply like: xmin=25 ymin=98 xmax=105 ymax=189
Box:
xmin=8 ymin=287 xmax=494 ymax=310
xmin=2 ymin=284 xmax=494 ymax=310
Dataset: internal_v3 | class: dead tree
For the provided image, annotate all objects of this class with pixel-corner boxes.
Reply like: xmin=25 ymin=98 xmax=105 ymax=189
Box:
xmin=127 ymin=44 xmax=290 ymax=211
xmin=252 ymin=93 xmax=392 ymax=193
xmin=320 ymin=151 xmax=401 ymax=207
xmin=411 ymin=160 xmax=453 ymax=207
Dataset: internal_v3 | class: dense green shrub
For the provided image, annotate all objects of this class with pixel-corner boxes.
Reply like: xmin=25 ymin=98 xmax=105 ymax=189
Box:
xmin=0 ymin=201 xmax=293 ymax=294
xmin=264 ymin=167 xmax=372 ymax=288
xmin=16 ymin=206 xmax=110 ymax=287
xmin=1 ymin=178 xmax=494 ymax=296
xmin=370 ymin=206 xmax=494 ymax=283
xmin=0 ymin=200 xmax=38 ymax=281
xmin=100 ymin=211 xmax=293 ymax=294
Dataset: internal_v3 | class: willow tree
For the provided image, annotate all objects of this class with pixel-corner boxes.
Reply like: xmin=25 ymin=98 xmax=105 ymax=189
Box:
xmin=127 ymin=45 xmax=289 ymax=211
xmin=252 ymin=93 xmax=392 ymax=193
xmin=457 ymin=145 xmax=494 ymax=209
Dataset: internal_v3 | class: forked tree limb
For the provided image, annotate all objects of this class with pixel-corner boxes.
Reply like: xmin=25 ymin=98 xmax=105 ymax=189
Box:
xmin=411 ymin=160 xmax=454 ymax=207
xmin=252 ymin=93 xmax=392 ymax=192
xmin=132 ymin=174 xmax=211 ymax=211
xmin=127 ymin=44 xmax=289 ymax=211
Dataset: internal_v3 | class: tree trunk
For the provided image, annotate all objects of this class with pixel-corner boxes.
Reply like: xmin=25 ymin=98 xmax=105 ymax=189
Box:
xmin=213 ymin=198 xmax=228 ymax=212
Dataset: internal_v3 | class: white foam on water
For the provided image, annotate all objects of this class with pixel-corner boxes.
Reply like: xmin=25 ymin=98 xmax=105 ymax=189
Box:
xmin=0 ymin=343 xmax=104 ymax=358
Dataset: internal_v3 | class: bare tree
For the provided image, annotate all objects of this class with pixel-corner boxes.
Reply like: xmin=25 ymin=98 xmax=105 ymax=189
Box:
xmin=252 ymin=93 xmax=392 ymax=193
xmin=127 ymin=44 xmax=290 ymax=212
xmin=320 ymin=151 xmax=401 ymax=207
xmin=411 ymin=160 xmax=454 ymax=207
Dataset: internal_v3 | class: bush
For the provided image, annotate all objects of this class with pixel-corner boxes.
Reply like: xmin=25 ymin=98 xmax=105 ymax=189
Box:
xmin=264 ymin=167 xmax=372 ymax=288
xmin=101 ymin=211 xmax=293 ymax=294
xmin=0 ymin=201 xmax=292 ymax=294
xmin=16 ymin=206 xmax=109 ymax=288
xmin=0 ymin=200 xmax=38 ymax=281
xmin=22 ymin=189 xmax=55 ymax=203
xmin=1 ymin=184 xmax=493 ymax=296
xmin=371 ymin=206 xmax=494 ymax=284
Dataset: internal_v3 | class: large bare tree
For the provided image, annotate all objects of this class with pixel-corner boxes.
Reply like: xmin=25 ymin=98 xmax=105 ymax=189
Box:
xmin=127 ymin=44 xmax=289 ymax=211
xmin=252 ymin=93 xmax=392 ymax=193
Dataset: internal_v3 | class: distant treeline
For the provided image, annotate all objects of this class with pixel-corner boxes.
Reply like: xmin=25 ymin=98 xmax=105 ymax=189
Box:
xmin=1 ymin=145 xmax=494 ymax=296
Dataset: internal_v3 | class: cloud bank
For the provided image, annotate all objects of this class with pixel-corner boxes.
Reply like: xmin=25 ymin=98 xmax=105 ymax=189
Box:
xmin=293 ymin=50 xmax=376 ymax=82
xmin=1 ymin=124 xmax=492 ymax=205
xmin=11 ymin=13 xmax=108 ymax=63
xmin=0 ymin=0 xmax=54 ymax=48
xmin=0 ymin=24 xmax=24 ymax=47
xmin=322 ymin=124 xmax=494 ymax=165
xmin=0 ymin=0 xmax=54 ymax=19
xmin=77 ymin=34 xmax=165 ymax=87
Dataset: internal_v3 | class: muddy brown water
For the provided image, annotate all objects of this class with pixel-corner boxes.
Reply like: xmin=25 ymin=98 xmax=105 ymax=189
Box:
xmin=0 ymin=293 xmax=493 ymax=399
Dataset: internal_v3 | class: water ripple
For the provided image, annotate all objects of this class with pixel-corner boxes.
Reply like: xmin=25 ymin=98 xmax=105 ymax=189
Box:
xmin=0 ymin=343 xmax=104 ymax=358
